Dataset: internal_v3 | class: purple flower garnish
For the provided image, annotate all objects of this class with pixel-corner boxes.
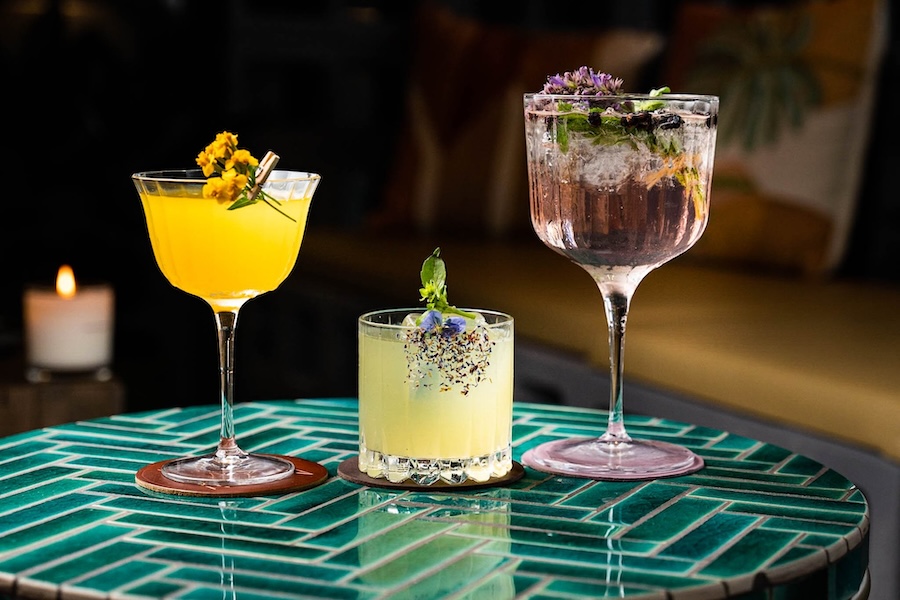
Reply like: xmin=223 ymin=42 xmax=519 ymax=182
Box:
xmin=542 ymin=66 xmax=624 ymax=96
xmin=419 ymin=310 xmax=467 ymax=337
xmin=420 ymin=310 xmax=443 ymax=332
xmin=441 ymin=316 xmax=466 ymax=337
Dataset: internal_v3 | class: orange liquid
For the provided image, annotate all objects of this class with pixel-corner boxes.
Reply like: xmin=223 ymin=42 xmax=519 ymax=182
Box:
xmin=140 ymin=192 xmax=312 ymax=311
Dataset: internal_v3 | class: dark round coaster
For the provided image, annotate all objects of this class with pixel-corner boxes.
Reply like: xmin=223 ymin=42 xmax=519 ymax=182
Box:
xmin=135 ymin=455 xmax=329 ymax=497
xmin=337 ymin=457 xmax=524 ymax=491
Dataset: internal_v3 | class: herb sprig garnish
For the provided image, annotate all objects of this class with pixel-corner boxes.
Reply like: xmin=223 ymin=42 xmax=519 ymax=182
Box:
xmin=534 ymin=68 xmax=705 ymax=218
xmin=417 ymin=248 xmax=477 ymax=325
xmin=551 ymin=85 xmax=674 ymax=153
xmin=195 ymin=131 xmax=295 ymax=221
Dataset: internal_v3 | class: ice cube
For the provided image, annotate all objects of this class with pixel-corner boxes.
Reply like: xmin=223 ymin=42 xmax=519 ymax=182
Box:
xmin=570 ymin=136 xmax=633 ymax=190
xmin=464 ymin=312 xmax=486 ymax=331
xmin=401 ymin=313 xmax=421 ymax=328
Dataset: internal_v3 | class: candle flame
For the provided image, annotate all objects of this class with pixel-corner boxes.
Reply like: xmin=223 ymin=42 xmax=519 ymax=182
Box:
xmin=56 ymin=265 xmax=76 ymax=298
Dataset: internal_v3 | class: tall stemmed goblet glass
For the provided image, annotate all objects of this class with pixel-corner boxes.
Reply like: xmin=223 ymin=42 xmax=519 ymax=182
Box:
xmin=522 ymin=93 xmax=718 ymax=480
xmin=132 ymin=169 xmax=321 ymax=489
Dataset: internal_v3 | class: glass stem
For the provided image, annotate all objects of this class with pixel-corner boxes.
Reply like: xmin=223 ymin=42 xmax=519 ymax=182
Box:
xmin=600 ymin=288 xmax=633 ymax=444
xmin=214 ymin=310 xmax=246 ymax=466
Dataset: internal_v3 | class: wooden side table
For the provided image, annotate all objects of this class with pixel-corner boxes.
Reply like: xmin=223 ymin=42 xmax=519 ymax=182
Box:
xmin=0 ymin=355 xmax=124 ymax=436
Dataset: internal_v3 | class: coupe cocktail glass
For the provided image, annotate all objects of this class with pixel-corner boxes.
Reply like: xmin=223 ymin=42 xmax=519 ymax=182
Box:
xmin=358 ymin=308 xmax=514 ymax=485
xmin=522 ymin=93 xmax=718 ymax=479
xmin=132 ymin=168 xmax=320 ymax=487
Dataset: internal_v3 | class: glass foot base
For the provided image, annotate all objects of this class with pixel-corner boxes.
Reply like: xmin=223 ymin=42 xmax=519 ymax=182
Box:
xmin=522 ymin=436 xmax=704 ymax=481
xmin=136 ymin=454 xmax=329 ymax=497
xmin=161 ymin=453 xmax=296 ymax=486
xmin=358 ymin=444 xmax=513 ymax=485
xmin=338 ymin=457 xmax=525 ymax=491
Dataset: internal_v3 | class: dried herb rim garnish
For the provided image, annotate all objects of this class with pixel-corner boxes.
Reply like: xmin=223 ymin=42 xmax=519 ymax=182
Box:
xmin=403 ymin=324 xmax=495 ymax=395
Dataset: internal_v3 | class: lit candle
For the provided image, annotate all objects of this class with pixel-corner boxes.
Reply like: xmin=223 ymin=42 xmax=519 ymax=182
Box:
xmin=23 ymin=265 xmax=115 ymax=381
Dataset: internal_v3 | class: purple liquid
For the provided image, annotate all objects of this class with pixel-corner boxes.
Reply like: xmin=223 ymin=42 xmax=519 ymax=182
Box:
xmin=525 ymin=109 xmax=713 ymax=282
xmin=530 ymin=177 xmax=706 ymax=280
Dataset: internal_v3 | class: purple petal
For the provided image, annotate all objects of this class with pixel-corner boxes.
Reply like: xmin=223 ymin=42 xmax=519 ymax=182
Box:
xmin=420 ymin=310 xmax=442 ymax=332
xmin=541 ymin=67 xmax=625 ymax=97
xmin=442 ymin=316 xmax=466 ymax=336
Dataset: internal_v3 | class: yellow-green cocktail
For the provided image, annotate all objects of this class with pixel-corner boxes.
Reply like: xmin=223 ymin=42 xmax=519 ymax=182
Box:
xmin=358 ymin=308 xmax=514 ymax=485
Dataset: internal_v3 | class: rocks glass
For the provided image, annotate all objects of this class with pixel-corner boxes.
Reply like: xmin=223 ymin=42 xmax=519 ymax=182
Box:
xmin=357 ymin=308 xmax=514 ymax=486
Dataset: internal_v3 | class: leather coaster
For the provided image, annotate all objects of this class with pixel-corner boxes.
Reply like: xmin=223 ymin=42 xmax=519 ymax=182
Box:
xmin=337 ymin=457 xmax=524 ymax=491
xmin=135 ymin=455 xmax=329 ymax=497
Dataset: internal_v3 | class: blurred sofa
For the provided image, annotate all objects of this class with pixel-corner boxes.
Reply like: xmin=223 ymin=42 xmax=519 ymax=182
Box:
xmin=276 ymin=0 xmax=899 ymax=596
xmin=294 ymin=0 xmax=899 ymax=461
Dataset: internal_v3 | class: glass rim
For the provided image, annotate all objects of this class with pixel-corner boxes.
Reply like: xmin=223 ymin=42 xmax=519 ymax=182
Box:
xmin=524 ymin=92 xmax=719 ymax=103
xmin=131 ymin=169 xmax=321 ymax=183
xmin=359 ymin=307 xmax=513 ymax=327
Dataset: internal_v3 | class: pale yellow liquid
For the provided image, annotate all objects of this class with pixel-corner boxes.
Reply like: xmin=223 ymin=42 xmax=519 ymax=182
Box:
xmin=358 ymin=320 xmax=513 ymax=460
xmin=139 ymin=192 xmax=312 ymax=311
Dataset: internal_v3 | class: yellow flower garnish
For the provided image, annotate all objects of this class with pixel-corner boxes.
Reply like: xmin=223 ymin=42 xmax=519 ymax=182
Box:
xmin=195 ymin=131 xmax=294 ymax=221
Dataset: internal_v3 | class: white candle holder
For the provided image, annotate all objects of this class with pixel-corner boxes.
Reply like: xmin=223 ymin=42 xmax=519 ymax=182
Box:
xmin=23 ymin=280 xmax=115 ymax=383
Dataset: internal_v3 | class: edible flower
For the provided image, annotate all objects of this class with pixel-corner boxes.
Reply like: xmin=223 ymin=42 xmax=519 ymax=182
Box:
xmin=542 ymin=66 xmax=623 ymax=96
xmin=420 ymin=310 xmax=443 ymax=331
xmin=420 ymin=309 xmax=466 ymax=337
xmin=195 ymin=131 xmax=294 ymax=221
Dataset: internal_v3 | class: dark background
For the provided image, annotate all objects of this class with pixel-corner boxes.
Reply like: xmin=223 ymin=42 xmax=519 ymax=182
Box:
xmin=0 ymin=0 xmax=897 ymax=413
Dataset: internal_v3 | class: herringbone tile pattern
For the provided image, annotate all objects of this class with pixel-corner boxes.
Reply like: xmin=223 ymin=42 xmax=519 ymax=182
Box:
xmin=0 ymin=399 xmax=868 ymax=599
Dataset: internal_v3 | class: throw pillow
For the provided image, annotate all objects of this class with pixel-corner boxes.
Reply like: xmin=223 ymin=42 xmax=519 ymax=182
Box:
xmin=665 ymin=0 xmax=888 ymax=276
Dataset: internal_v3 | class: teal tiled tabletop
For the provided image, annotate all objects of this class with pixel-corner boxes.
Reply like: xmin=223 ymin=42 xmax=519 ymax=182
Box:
xmin=0 ymin=399 xmax=868 ymax=599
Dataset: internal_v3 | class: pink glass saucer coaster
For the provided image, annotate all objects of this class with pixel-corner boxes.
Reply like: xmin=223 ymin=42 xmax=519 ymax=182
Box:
xmin=522 ymin=437 xmax=704 ymax=481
